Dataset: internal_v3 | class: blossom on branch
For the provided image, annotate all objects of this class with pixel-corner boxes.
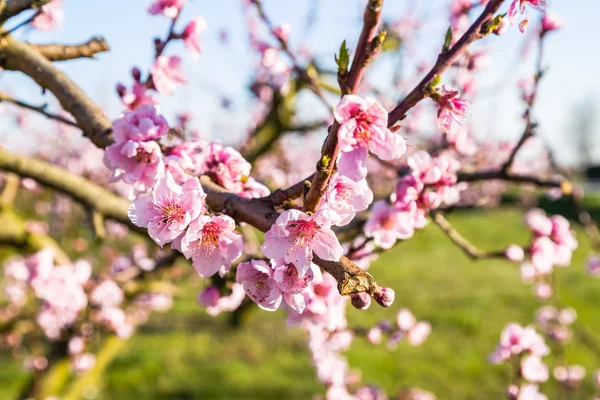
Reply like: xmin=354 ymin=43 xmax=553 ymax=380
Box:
xmin=148 ymin=0 xmax=187 ymax=18
xmin=334 ymin=95 xmax=406 ymax=181
xmin=128 ymin=170 xmax=206 ymax=247
xmin=261 ymin=209 xmax=344 ymax=276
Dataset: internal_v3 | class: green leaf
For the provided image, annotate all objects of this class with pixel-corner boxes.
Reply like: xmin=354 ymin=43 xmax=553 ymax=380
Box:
xmin=334 ymin=40 xmax=350 ymax=74
xmin=442 ymin=27 xmax=453 ymax=53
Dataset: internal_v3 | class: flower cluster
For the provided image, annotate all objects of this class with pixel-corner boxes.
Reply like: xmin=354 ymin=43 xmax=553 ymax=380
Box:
xmin=519 ymin=209 xmax=578 ymax=299
xmin=366 ymin=308 xmax=431 ymax=348
xmin=3 ymin=249 xmax=90 ymax=339
xmin=490 ymin=323 xmax=550 ymax=395
xmin=535 ymin=305 xmax=576 ymax=344
xmin=236 ymin=259 xmax=322 ymax=312
xmin=364 ymin=151 xmax=463 ymax=249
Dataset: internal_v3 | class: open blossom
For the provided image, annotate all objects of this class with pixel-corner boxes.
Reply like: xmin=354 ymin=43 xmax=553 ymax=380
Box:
xmin=151 ymin=56 xmax=188 ymax=95
xmin=521 ymin=355 xmax=549 ymax=383
xmin=334 ymin=95 xmax=406 ymax=181
xmin=128 ymin=171 xmax=206 ymax=246
xmin=554 ymin=365 xmax=586 ymax=389
xmin=364 ymin=200 xmax=414 ymax=248
xmin=273 ymin=259 xmax=320 ymax=313
xmin=489 ymin=323 xmax=549 ymax=364
xmin=506 ymin=245 xmax=525 ymax=262
xmin=148 ymin=0 xmax=186 ymax=18
xmin=436 ymin=86 xmax=470 ymax=134
xmin=179 ymin=214 xmax=243 ymax=277
xmin=199 ymin=142 xmax=251 ymax=191
xmin=588 ymin=255 xmax=600 ymax=276
xmin=181 ymin=17 xmax=207 ymax=58
xmin=320 ymin=173 xmax=373 ymax=226
xmin=236 ymin=260 xmax=282 ymax=311
xmin=32 ymin=0 xmax=65 ymax=31
xmin=104 ymin=105 xmax=169 ymax=189
xmin=395 ymin=309 xmax=431 ymax=346
xmin=508 ymin=0 xmax=545 ymax=33
xmin=516 ymin=384 xmax=547 ymax=400
xmin=261 ymin=209 xmax=344 ymax=276
xmin=524 ymin=209 xmax=552 ymax=236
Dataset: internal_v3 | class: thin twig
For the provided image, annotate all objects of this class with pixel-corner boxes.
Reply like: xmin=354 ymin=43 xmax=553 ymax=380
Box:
xmin=387 ymin=0 xmax=505 ymax=126
xmin=250 ymin=0 xmax=331 ymax=109
xmin=432 ymin=211 xmax=511 ymax=260
xmin=0 ymin=92 xmax=80 ymax=128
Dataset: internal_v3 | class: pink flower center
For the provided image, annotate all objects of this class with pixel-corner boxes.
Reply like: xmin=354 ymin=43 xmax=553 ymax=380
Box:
xmin=352 ymin=109 xmax=373 ymax=144
xmin=135 ymin=150 xmax=155 ymax=164
xmin=286 ymin=219 xmax=321 ymax=249
xmin=334 ymin=182 xmax=352 ymax=201
xmin=198 ymin=221 xmax=223 ymax=250
xmin=380 ymin=213 xmax=396 ymax=230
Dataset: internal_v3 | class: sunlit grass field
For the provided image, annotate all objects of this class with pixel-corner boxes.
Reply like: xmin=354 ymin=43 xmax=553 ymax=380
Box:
xmin=1 ymin=207 xmax=599 ymax=399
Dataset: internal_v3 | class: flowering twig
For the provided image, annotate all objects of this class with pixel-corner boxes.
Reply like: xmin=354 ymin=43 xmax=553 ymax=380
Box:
xmin=0 ymin=92 xmax=79 ymax=127
xmin=387 ymin=0 xmax=505 ymax=126
xmin=432 ymin=211 xmax=512 ymax=260
xmin=0 ymin=147 xmax=380 ymax=296
xmin=249 ymin=0 xmax=331 ymax=109
xmin=28 ymin=37 xmax=110 ymax=61
xmin=303 ymin=0 xmax=385 ymax=213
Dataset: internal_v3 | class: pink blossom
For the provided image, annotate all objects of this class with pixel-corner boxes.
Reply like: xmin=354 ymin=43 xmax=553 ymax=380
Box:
xmin=490 ymin=323 xmax=549 ymax=363
xmin=90 ymin=280 xmax=124 ymax=308
xmin=436 ymin=86 xmax=470 ymax=134
xmin=72 ymin=353 xmax=96 ymax=374
xmin=179 ymin=214 xmax=243 ymax=277
xmin=129 ymin=171 xmax=206 ymax=246
xmin=118 ymin=82 xmax=157 ymax=111
xmin=521 ymin=355 xmax=549 ymax=383
xmin=587 ymin=255 xmax=600 ymax=276
xmin=549 ymin=215 xmax=577 ymax=250
xmin=530 ymin=237 xmax=555 ymax=273
xmin=506 ymin=245 xmax=525 ymax=262
xmin=181 ymin=17 xmax=207 ymax=59
xmin=351 ymin=292 xmax=372 ymax=310
xmin=32 ymin=0 xmax=65 ymax=31
xmin=373 ymin=286 xmax=395 ymax=307
xmin=541 ymin=12 xmax=563 ymax=33
xmin=261 ymin=209 xmax=344 ymax=276
xmin=364 ymin=200 xmax=414 ymax=248
xmin=104 ymin=105 xmax=169 ymax=190
xmin=199 ymin=142 xmax=252 ymax=192
xmin=289 ymin=273 xmax=347 ymax=331
xmin=334 ymin=95 xmax=406 ymax=181
xmin=151 ymin=56 xmax=188 ymax=95
xmin=554 ymin=365 xmax=586 ymax=388
xmin=517 ymin=384 xmax=547 ymax=400
xmin=272 ymin=259 xmax=319 ymax=313
xmin=236 ymin=259 xmax=282 ymax=311
xmin=524 ymin=209 xmax=552 ymax=236
xmin=148 ymin=0 xmax=186 ymax=18
xmin=198 ymin=284 xmax=246 ymax=316
xmin=508 ymin=0 xmax=545 ymax=33
xmin=321 ymin=172 xmax=373 ymax=226
xmin=407 ymin=322 xmax=432 ymax=346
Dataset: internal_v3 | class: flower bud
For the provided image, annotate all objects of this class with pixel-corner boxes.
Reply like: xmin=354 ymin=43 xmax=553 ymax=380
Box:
xmin=131 ymin=67 xmax=142 ymax=82
xmin=351 ymin=292 xmax=371 ymax=310
xmin=197 ymin=286 xmax=220 ymax=307
xmin=116 ymin=83 xmax=127 ymax=98
xmin=505 ymin=245 xmax=525 ymax=262
xmin=374 ymin=286 xmax=395 ymax=307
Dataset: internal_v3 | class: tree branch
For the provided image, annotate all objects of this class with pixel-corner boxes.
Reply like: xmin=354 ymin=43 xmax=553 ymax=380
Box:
xmin=432 ymin=211 xmax=509 ymax=260
xmin=28 ymin=37 xmax=109 ymax=62
xmin=0 ymin=92 xmax=80 ymax=127
xmin=387 ymin=0 xmax=505 ymax=126
xmin=303 ymin=0 xmax=385 ymax=213
xmin=0 ymin=37 xmax=112 ymax=147
xmin=0 ymin=0 xmax=50 ymax=23
xmin=0 ymin=148 xmax=379 ymax=296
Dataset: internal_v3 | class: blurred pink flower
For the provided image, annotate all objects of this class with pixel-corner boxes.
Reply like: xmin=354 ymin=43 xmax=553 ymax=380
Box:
xmin=151 ymin=56 xmax=187 ymax=95
xmin=148 ymin=0 xmax=186 ymax=18
xmin=32 ymin=0 xmax=65 ymax=31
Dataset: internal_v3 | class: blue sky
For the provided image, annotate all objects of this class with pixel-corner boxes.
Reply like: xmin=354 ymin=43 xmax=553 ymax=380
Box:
xmin=2 ymin=0 xmax=598 ymax=165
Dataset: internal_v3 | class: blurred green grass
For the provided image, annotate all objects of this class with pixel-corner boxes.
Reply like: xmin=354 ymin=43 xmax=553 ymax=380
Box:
xmin=1 ymin=207 xmax=600 ymax=399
